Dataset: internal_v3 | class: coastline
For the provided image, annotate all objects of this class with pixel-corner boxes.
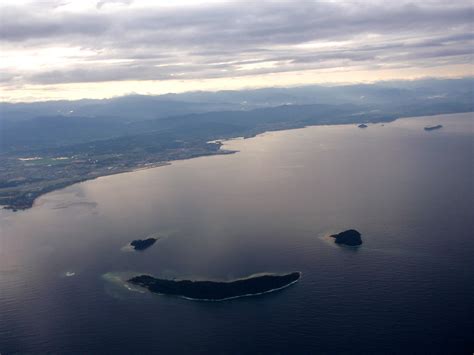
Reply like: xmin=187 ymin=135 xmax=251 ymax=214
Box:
xmin=1 ymin=149 xmax=236 ymax=211
xmin=2 ymin=110 xmax=472 ymax=212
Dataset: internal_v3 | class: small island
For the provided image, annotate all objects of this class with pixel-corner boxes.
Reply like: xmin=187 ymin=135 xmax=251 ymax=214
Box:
xmin=330 ymin=229 xmax=362 ymax=246
xmin=424 ymin=124 xmax=443 ymax=131
xmin=130 ymin=238 xmax=157 ymax=251
xmin=127 ymin=272 xmax=301 ymax=301
xmin=358 ymin=124 xmax=368 ymax=128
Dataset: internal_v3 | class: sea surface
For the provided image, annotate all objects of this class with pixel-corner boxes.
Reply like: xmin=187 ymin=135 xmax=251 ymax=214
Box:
xmin=1 ymin=112 xmax=473 ymax=354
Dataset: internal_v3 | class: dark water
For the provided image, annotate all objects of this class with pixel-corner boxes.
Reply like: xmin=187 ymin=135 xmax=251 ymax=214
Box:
xmin=1 ymin=113 xmax=473 ymax=354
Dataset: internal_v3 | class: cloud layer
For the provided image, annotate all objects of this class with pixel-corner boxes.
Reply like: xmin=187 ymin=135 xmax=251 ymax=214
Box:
xmin=1 ymin=0 xmax=472 ymax=98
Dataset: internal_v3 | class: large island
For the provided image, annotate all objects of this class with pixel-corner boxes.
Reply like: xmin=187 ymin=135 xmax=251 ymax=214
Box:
xmin=128 ymin=272 xmax=301 ymax=301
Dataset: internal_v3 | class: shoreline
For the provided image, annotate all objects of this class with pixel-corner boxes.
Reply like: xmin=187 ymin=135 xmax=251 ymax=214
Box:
xmin=127 ymin=272 xmax=302 ymax=302
xmin=1 ymin=149 xmax=236 ymax=212
xmin=175 ymin=277 xmax=301 ymax=302
xmin=2 ymin=111 xmax=471 ymax=212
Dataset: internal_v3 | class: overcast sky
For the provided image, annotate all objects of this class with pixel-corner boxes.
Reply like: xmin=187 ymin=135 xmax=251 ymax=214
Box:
xmin=1 ymin=0 xmax=473 ymax=101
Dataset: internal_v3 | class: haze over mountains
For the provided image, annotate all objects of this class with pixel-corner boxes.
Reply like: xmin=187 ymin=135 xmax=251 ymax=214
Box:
xmin=1 ymin=78 xmax=472 ymax=153
xmin=1 ymin=77 xmax=472 ymax=211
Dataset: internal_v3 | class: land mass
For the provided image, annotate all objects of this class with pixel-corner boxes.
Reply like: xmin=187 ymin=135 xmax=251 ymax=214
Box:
xmin=424 ymin=124 xmax=443 ymax=131
xmin=1 ymin=79 xmax=472 ymax=211
xmin=128 ymin=272 xmax=301 ymax=301
xmin=130 ymin=238 xmax=157 ymax=250
xmin=330 ymin=229 xmax=363 ymax=246
xmin=0 ymin=141 xmax=231 ymax=211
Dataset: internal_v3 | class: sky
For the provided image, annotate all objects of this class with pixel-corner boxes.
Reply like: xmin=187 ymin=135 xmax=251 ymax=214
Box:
xmin=0 ymin=0 xmax=473 ymax=102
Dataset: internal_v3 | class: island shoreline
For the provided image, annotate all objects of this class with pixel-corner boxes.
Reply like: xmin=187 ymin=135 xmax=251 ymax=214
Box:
xmin=127 ymin=272 xmax=302 ymax=301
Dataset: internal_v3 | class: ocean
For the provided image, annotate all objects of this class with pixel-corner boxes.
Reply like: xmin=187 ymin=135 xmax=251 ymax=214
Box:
xmin=1 ymin=112 xmax=473 ymax=354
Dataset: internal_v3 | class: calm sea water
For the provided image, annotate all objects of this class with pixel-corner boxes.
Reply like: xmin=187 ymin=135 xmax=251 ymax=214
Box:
xmin=1 ymin=113 xmax=473 ymax=354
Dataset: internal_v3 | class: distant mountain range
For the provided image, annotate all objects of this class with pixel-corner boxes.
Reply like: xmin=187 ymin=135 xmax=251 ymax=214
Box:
xmin=0 ymin=77 xmax=472 ymax=210
xmin=1 ymin=77 xmax=473 ymax=153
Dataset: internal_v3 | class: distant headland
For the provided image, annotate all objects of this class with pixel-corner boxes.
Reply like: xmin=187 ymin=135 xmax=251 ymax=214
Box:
xmin=424 ymin=124 xmax=443 ymax=131
xmin=127 ymin=272 xmax=301 ymax=301
xmin=330 ymin=229 xmax=362 ymax=246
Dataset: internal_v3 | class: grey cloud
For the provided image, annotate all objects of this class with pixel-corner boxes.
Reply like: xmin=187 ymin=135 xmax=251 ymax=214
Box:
xmin=0 ymin=7 xmax=109 ymax=41
xmin=1 ymin=1 xmax=473 ymax=86
xmin=2 ymin=2 xmax=472 ymax=45
xmin=96 ymin=0 xmax=133 ymax=9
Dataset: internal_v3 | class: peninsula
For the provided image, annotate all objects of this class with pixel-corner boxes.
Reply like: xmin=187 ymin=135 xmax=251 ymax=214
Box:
xmin=127 ymin=272 xmax=301 ymax=301
xmin=330 ymin=229 xmax=363 ymax=246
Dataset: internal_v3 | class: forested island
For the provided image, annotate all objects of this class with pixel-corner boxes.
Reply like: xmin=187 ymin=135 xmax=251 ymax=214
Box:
xmin=330 ymin=229 xmax=363 ymax=246
xmin=130 ymin=238 xmax=157 ymax=250
xmin=127 ymin=272 xmax=301 ymax=301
